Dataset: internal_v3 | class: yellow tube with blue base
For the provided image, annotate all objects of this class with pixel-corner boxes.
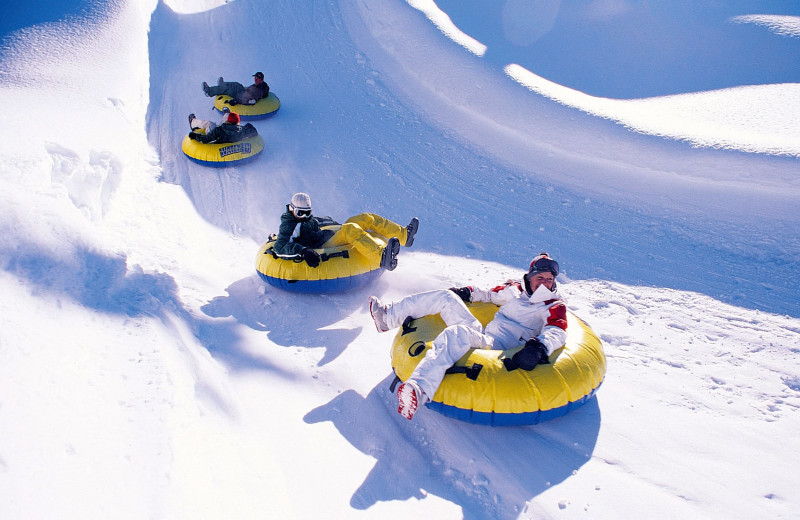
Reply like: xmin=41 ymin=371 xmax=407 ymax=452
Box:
xmin=390 ymin=302 xmax=606 ymax=426
xmin=213 ymin=92 xmax=280 ymax=120
xmin=181 ymin=131 xmax=264 ymax=167
xmin=255 ymin=226 xmax=386 ymax=293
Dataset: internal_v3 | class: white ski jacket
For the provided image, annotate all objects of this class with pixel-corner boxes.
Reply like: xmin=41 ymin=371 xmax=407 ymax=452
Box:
xmin=470 ymin=281 xmax=568 ymax=354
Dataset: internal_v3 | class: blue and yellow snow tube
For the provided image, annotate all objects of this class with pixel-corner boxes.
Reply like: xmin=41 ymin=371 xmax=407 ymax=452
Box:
xmin=255 ymin=227 xmax=385 ymax=293
xmin=213 ymin=93 xmax=280 ymax=120
xmin=181 ymin=131 xmax=264 ymax=167
xmin=390 ymin=303 xmax=606 ymax=426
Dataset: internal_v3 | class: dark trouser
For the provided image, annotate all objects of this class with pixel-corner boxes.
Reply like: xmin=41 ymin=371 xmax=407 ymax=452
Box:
xmin=206 ymin=81 xmax=245 ymax=98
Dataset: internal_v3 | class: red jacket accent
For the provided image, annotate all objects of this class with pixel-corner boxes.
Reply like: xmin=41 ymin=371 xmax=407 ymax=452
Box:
xmin=546 ymin=301 xmax=568 ymax=330
xmin=491 ymin=281 xmax=522 ymax=293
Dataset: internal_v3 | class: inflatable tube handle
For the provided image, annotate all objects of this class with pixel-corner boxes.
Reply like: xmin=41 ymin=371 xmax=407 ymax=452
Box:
xmin=389 ymin=373 xmax=402 ymax=393
xmin=263 ymin=245 xmax=349 ymax=263
xmin=445 ymin=363 xmax=484 ymax=381
xmin=266 ymin=247 xmax=304 ymax=262
xmin=400 ymin=316 xmax=417 ymax=336
xmin=321 ymin=250 xmax=349 ymax=261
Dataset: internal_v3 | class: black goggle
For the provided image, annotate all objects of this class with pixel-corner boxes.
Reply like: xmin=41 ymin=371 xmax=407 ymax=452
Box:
xmin=290 ymin=204 xmax=312 ymax=217
xmin=529 ymin=257 xmax=559 ymax=277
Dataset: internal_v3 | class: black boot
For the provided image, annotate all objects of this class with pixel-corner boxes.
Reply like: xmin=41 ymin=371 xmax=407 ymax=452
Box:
xmin=380 ymin=238 xmax=401 ymax=271
xmin=404 ymin=217 xmax=419 ymax=247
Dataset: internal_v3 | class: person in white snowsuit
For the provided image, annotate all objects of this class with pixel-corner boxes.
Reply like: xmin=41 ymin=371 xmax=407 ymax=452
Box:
xmin=368 ymin=252 xmax=567 ymax=420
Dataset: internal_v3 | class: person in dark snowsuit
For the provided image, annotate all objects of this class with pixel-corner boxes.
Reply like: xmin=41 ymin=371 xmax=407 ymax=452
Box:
xmin=188 ymin=111 xmax=252 ymax=144
xmin=273 ymin=192 xmax=419 ymax=271
xmin=203 ymin=72 xmax=269 ymax=106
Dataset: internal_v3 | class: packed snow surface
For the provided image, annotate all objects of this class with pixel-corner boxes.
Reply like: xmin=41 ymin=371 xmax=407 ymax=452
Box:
xmin=1 ymin=1 xmax=799 ymax=519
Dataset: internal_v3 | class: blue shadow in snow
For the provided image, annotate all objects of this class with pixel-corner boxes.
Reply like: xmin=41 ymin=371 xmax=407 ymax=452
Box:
xmin=202 ymin=276 xmax=367 ymax=366
xmin=3 ymin=244 xmax=289 ymax=379
xmin=305 ymin=375 xmax=601 ymax=520
xmin=0 ymin=0 xmax=110 ymax=41
xmin=436 ymin=0 xmax=800 ymax=98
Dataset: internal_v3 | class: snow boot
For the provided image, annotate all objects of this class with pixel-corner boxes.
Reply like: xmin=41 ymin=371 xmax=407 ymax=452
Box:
xmin=188 ymin=113 xmax=196 ymax=130
xmin=380 ymin=237 xmax=400 ymax=271
xmin=404 ymin=217 xmax=419 ymax=247
xmin=397 ymin=379 xmax=425 ymax=420
xmin=368 ymin=296 xmax=390 ymax=332
xmin=218 ymin=76 xmax=224 ymax=85
xmin=202 ymin=81 xmax=211 ymax=96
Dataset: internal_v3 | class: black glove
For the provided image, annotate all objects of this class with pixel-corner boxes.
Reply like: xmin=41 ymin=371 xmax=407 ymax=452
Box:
xmin=188 ymin=132 xmax=199 ymax=140
xmin=302 ymin=248 xmax=321 ymax=268
xmin=449 ymin=286 xmax=472 ymax=302
xmin=227 ymin=100 xmax=238 ymax=106
xmin=503 ymin=339 xmax=549 ymax=371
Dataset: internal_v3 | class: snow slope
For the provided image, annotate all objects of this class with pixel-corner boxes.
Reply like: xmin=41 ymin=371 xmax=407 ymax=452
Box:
xmin=1 ymin=0 xmax=799 ymax=518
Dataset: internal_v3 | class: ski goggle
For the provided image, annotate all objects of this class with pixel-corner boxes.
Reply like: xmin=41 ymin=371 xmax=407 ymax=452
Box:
xmin=529 ymin=257 xmax=559 ymax=277
xmin=290 ymin=204 xmax=312 ymax=217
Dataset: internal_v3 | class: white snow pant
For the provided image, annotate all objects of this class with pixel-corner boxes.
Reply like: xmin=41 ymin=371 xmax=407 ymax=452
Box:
xmin=385 ymin=290 xmax=493 ymax=398
xmin=190 ymin=118 xmax=217 ymax=133
xmin=384 ymin=290 xmax=481 ymax=331
xmin=412 ymin=325 xmax=494 ymax=399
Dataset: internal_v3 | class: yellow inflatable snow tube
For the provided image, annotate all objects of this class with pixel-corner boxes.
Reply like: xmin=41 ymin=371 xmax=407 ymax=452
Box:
xmin=181 ymin=131 xmax=264 ymax=167
xmin=213 ymin=92 xmax=281 ymax=120
xmin=255 ymin=226 xmax=386 ymax=293
xmin=390 ymin=302 xmax=606 ymax=426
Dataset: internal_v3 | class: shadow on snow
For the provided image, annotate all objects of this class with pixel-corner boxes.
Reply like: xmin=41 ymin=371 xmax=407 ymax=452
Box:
xmin=305 ymin=374 xmax=602 ymax=520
